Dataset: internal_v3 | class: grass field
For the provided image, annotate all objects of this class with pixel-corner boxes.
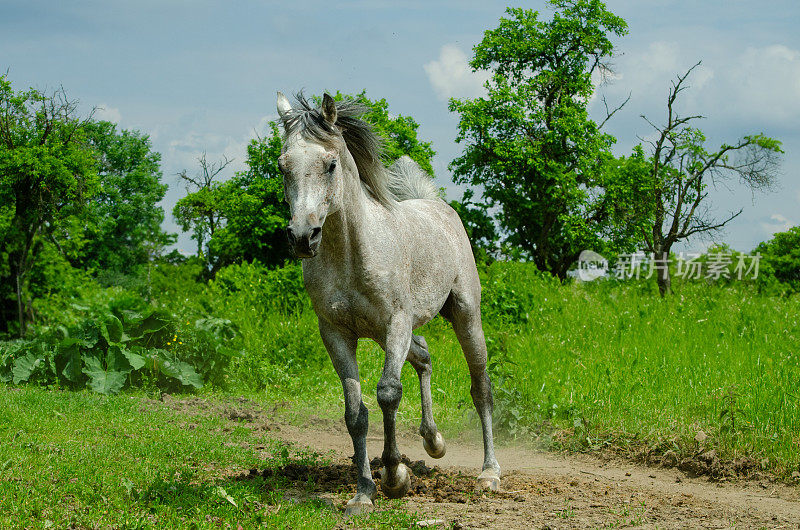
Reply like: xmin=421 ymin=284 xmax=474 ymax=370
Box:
xmin=0 ymin=387 xmax=418 ymax=529
xmin=2 ymin=261 xmax=799 ymax=528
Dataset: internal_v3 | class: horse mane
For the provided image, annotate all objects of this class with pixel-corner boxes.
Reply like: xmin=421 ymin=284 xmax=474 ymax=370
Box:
xmin=280 ymin=93 xmax=394 ymax=207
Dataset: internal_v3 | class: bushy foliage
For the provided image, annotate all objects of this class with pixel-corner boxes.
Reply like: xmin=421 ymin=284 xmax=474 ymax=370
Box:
xmin=209 ymin=261 xmax=307 ymax=315
xmin=0 ymin=76 xmax=174 ymax=335
xmin=449 ymin=189 xmax=499 ymax=263
xmin=479 ymin=260 xmax=561 ymax=324
xmin=0 ymin=75 xmax=98 ymax=335
xmin=0 ymin=286 xmax=239 ymax=394
xmin=207 ymin=126 xmax=291 ymax=271
xmin=755 ymin=227 xmax=800 ymax=294
xmin=80 ymin=120 xmax=174 ymax=277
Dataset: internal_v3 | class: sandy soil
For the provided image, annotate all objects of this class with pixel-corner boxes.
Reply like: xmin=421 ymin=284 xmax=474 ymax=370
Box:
xmin=162 ymin=396 xmax=800 ymax=529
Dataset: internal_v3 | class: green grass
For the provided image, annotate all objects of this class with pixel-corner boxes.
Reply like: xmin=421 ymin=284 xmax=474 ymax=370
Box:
xmin=0 ymin=387 xmax=418 ymax=529
xmin=215 ymin=262 xmax=800 ymax=477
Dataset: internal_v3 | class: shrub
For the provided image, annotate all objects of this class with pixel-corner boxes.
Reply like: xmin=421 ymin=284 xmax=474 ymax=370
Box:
xmin=755 ymin=227 xmax=800 ymax=294
xmin=479 ymin=261 xmax=560 ymax=324
xmin=0 ymin=287 xmax=239 ymax=394
xmin=209 ymin=261 xmax=308 ymax=315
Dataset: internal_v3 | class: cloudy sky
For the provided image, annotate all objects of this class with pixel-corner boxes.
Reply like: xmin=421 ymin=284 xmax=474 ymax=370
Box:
xmin=2 ymin=0 xmax=798 ymax=254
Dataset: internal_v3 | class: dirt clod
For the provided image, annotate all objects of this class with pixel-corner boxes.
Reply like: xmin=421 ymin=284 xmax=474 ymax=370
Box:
xmin=694 ymin=430 xmax=708 ymax=444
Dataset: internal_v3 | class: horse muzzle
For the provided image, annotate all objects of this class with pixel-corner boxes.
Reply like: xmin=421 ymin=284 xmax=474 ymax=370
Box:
xmin=286 ymin=224 xmax=322 ymax=258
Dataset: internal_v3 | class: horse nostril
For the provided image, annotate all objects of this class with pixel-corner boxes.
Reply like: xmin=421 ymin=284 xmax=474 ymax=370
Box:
xmin=286 ymin=226 xmax=296 ymax=244
xmin=310 ymin=226 xmax=322 ymax=243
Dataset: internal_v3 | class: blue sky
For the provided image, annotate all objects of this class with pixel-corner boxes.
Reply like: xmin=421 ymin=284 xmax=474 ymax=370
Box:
xmin=2 ymin=0 xmax=798 ymax=254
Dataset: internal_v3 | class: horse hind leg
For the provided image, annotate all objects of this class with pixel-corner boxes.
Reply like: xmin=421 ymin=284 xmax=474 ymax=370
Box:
xmin=406 ymin=334 xmax=446 ymax=458
xmin=447 ymin=294 xmax=501 ymax=491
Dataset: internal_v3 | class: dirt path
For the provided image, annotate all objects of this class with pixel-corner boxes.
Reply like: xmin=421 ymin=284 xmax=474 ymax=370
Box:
xmin=267 ymin=420 xmax=799 ymax=528
xmin=165 ymin=397 xmax=800 ymax=528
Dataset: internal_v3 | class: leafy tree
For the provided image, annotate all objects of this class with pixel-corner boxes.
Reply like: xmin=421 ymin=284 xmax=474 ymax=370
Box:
xmin=80 ymin=120 xmax=175 ymax=280
xmin=206 ymin=124 xmax=290 ymax=271
xmin=449 ymin=190 xmax=499 ymax=262
xmin=635 ymin=63 xmax=782 ymax=296
xmin=173 ymin=137 xmax=289 ymax=274
xmin=174 ymin=91 xmax=436 ymax=273
xmin=173 ymin=153 xmax=233 ymax=260
xmin=449 ymin=1 xmax=633 ymax=278
xmin=0 ymin=75 xmax=98 ymax=336
xmin=754 ymin=227 xmax=800 ymax=294
xmin=597 ymin=146 xmax=654 ymax=260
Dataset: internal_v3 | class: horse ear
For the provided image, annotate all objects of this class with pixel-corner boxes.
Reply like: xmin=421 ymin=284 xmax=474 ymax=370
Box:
xmin=321 ymin=93 xmax=337 ymax=125
xmin=277 ymin=92 xmax=292 ymax=120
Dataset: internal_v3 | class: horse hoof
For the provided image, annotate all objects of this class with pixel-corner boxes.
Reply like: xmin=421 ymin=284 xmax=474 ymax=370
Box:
xmin=423 ymin=432 xmax=446 ymax=459
xmin=380 ymin=463 xmax=411 ymax=499
xmin=476 ymin=468 xmax=501 ymax=492
xmin=344 ymin=495 xmax=374 ymax=516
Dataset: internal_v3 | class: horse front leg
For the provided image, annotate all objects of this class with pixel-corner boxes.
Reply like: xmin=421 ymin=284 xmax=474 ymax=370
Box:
xmin=318 ymin=319 xmax=376 ymax=515
xmin=376 ymin=314 xmax=413 ymax=499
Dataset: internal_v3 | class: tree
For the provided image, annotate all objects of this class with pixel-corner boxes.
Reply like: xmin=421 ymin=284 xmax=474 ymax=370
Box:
xmin=205 ymin=123 xmax=290 ymax=271
xmin=174 ymin=91 xmax=437 ymax=273
xmin=598 ymin=146 xmax=656 ymax=260
xmin=80 ymin=120 xmax=174 ymax=279
xmin=754 ymin=227 xmax=800 ymax=294
xmin=449 ymin=190 xmax=499 ymax=262
xmin=173 ymin=134 xmax=289 ymax=274
xmin=449 ymin=1 xmax=633 ymax=278
xmin=635 ymin=63 xmax=782 ymax=296
xmin=173 ymin=153 xmax=233 ymax=259
xmin=0 ymin=75 xmax=98 ymax=336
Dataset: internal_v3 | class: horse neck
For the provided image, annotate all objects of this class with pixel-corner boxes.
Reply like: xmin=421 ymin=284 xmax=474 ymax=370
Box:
xmin=318 ymin=162 xmax=372 ymax=261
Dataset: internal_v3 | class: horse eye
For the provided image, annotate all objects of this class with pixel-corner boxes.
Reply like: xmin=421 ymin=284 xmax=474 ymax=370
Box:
xmin=327 ymin=159 xmax=337 ymax=173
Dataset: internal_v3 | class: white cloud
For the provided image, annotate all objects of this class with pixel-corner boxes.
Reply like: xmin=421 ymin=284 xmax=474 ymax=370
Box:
xmin=725 ymin=44 xmax=800 ymax=126
xmin=94 ymin=104 xmax=121 ymax=124
xmin=611 ymin=41 xmax=714 ymax=104
xmin=167 ymin=132 xmax=247 ymax=178
xmin=424 ymin=44 xmax=490 ymax=100
xmin=592 ymin=37 xmax=800 ymax=169
xmin=637 ymin=41 xmax=682 ymax=76
xmin=165 ymin=114 xmax=274 ymax=179
xmin=616 ymin=41 xmax=800 ymax=126
xmin=759 ymin=213 xmax=795 ymax=236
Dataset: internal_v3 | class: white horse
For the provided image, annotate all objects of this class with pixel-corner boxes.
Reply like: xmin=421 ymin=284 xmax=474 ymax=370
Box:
xmin=276 ymin=92 xmax=500 ymax=515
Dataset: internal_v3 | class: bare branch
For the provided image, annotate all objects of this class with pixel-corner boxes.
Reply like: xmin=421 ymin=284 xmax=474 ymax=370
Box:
xmin=680 ymin=208 xmax=743 ymax=239
xmin=177 ymin=152 xmax=234 ymax=191
xmin=598 ymin=92 xmax=630 ymax=130
xmin=636 ymin=58 xmax=780 ymax=287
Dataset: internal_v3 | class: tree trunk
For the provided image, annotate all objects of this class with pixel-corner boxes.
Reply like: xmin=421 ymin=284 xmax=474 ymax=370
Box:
xmin=654 ymin=247 xmax=672 ymax=297
xmin=15 ymin=270 xmax=25 ymax=337
xmin=656 ymin=269 xmax=672 ymax=297
xmin=9 ymin=215 xmax=40 ymax=337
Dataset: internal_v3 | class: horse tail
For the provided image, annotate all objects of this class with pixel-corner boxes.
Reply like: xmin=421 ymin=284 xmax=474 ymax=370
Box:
xmin=387 ymin=155 xmax=442 ymax=202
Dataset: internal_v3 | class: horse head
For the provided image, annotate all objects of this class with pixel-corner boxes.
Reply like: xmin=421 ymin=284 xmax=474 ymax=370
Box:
xmin=276 ymin=92 xmax=346 ymax=258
